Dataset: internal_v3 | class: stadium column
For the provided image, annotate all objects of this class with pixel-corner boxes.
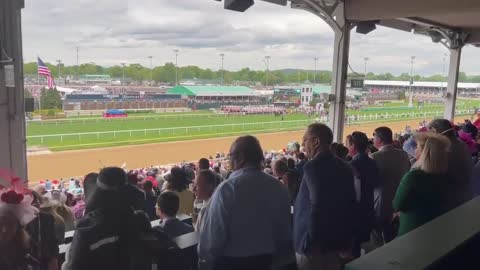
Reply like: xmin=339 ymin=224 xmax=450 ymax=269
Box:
xmin=443 ymin=48 xmax=462 ymax=121
xmin=327 ymin=3 xmax=350 ymax=142
xmin=0 ymin=0 xmax=28 ymax=181
xmin=293 ymin=0 xmax=350 ymax=142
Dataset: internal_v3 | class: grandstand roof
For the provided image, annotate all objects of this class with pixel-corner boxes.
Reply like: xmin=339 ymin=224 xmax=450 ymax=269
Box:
xmin=167 ymin=85 xmax=259 ymax=97
xmin=343 ymin=0 xmax=480 ymax=46
xmin=365 ymin=80 xmax=480 ymax=89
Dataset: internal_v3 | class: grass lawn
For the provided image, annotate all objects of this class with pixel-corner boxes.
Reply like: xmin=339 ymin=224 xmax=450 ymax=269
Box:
xmin=26 ymin=99 xmax=480 ymax=151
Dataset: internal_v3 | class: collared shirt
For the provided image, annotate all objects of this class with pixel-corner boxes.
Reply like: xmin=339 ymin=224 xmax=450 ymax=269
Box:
xmin=198 ymin=166 xmax=292 ymax=269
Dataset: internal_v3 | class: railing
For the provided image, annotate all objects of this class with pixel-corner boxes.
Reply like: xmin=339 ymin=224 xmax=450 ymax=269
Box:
xmin=60 ymin=213 xmax=192 ymax=254
xmin=27 ymin=119 xmax=316 ymax=145
xmin=345 ymin=197 xmax=480 ymax=270
xmin=60 ymin=212 xmax=296 ymax=270
xmin=63 ymin=213 xmax=192 ymax=241
xmin=345 ymin=109 xmax=475 ymax=123
xmin=27 ymin=109 xmax=476 ymax=147
xmin=28 ymin=112 xmax=226 ymax=124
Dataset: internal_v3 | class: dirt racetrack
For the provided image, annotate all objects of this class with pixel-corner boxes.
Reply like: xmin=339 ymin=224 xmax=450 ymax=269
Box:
xmin=26 ymin=118 xmax=458 ymax=181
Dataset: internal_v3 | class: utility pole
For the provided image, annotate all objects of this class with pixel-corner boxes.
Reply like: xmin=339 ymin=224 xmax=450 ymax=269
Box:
xmin=121 ymin=62 xmax=126 ymax=86
xmin=148 ymin=56 xmax=153 ymax=85
xmin=265 ymin=56 xmax=271 ymax=87
xmin=174 ymin=49 xmax=179 ymax=86
xmin=220 ymin=53 xmax=225 ymax=85
xmin=313 ymin=57 xmax=318 ymax=84
xmin=76 ymin=47 xmax=79 ymax=77
xmin=364 ymin=57 xmax=369 ymax=80
xmin=56 ymin=59 xmax=62 ymax=80
xmin=408 ymin=56 xmax=415 ymax=107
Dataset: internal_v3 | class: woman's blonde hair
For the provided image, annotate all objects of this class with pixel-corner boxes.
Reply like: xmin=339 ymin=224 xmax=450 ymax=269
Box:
xmin=55 ymin=204 xmax=74 ymax=225
xmin=40 ymin=197 xmax=65 ymax=225
xmin=413 ymin=132 xmax=451 ymax=174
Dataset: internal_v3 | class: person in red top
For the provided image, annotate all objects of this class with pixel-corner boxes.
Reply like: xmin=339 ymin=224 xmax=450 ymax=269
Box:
xmin=472 ymin=112 xmax=480 ymax=129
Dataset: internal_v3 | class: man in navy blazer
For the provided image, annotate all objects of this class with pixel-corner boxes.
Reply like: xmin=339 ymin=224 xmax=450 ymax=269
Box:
xmin=294 ymin=123 xmax=356 ymax=270
xmin=346 ymin=131 xmax=380 ymax=257
xmin=154 ymin=191 xmax=194 ymax=239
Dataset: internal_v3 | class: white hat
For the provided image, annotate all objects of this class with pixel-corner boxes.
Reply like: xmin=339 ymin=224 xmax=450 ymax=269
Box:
xmin=0 ymin=189 xmax=39 ymax=226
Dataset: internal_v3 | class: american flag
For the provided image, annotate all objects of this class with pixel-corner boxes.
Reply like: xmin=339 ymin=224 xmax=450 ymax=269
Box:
xmin=37 ymin=57 xmax=55 ymax=89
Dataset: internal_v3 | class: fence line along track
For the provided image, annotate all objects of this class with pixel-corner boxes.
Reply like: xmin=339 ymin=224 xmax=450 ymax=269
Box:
xmin=27 ymin=109 xmax=476 ymax=145
xmin=27 ymin=112 xmax=229 ymax=124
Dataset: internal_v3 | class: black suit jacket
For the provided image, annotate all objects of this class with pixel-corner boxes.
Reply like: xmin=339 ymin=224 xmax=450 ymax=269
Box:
xmin=350 ymin=153 xmax=380 ymax=242
xmin=156 ymin=218 xmax=194 ymax=239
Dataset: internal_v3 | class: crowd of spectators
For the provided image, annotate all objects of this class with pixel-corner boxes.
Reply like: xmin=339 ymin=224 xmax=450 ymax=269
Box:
xmin=2 ymin=117 xmax=480 ymax=270
xmin=192 ymin=98 xmax=264 ymax=105
xmin=221 ymin=105 xmax=286 ymax=115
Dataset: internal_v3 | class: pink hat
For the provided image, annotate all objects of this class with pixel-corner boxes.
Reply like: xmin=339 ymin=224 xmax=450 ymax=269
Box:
xmin=146 ymin=176 xmax=158 ymax=187
xmin=0 ymin=169 xmax=39 ymax=226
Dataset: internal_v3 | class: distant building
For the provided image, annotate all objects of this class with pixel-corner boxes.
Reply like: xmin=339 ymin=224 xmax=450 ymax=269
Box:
xmin=78 ymin=74 xmax=112 ymax=85
xmin=167 ymin=85 xmax=265 ymax=109
xmin=300 ymin=85 xmax=313 ymax=106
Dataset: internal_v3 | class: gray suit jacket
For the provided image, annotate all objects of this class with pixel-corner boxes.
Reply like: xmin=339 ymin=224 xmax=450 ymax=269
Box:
xmin=370 ymin=145 xmax=411 ymax=222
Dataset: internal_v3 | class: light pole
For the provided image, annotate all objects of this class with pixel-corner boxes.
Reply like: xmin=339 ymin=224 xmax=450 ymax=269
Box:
xmin=56 ymin=59 xmax=62 ymax=79
xmin=410 ymin=56 xmax=415 ymax=85
xmin=264 ymin=56 xmax=271 ymax=87
xmin=364 ymin=57 xmax=369 ymax=80
xmin=120 ymin=62 xmax=126 ymax=86
xmin=76 ymin=46 xmax=79 ymax=77
xmin=174 ymin=49 xmax=179 ymax=86
xmin=220 ymin=53 xmax=225 ymax=86
xmin=313 ymin=57 xmax=318 ymax=84
xmin=148 ymin=56 xmax=153 ymax=85
xmin=408 ymin=56 xmax=415 ymax=107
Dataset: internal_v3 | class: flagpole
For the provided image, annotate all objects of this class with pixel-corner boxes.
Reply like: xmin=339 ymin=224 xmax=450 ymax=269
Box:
xmin=37 ymin=55 xmax=40 ymax=85
xmin=37 ymin=55 xmax=41 ymax=110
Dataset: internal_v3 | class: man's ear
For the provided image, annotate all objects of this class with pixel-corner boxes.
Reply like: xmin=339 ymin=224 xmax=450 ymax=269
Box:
xmin=313 ymin=137 xmax=321 ymax=149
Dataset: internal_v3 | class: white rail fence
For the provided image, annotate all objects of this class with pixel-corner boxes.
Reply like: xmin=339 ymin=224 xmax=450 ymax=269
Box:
xmin=345 ymin=109 xmax=474 ymax=123
xmin=27 ymin=112 xmax=237 ymax=125
xmin=27 ymin=119 xmax=316 ymax=144
xmin=27 ymin=109 xmax=475 ymax=145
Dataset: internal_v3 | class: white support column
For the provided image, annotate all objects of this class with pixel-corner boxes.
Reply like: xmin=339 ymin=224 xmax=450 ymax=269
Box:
xmin=0 ymin=0 xmax=27 ymax=181
xmin=291 ymin=1 xmax=350 ymax=142
xmin=443 ymin=48 xmax=462 ymax=120
xmin=328 ymin=10 xmax=350 ymax=142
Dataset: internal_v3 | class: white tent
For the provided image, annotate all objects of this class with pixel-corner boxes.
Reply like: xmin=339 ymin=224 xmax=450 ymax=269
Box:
xmin=91 ymin=85 xmax=108 ymax=93
xmin=55 ymin=86 xmax=77 ymax=94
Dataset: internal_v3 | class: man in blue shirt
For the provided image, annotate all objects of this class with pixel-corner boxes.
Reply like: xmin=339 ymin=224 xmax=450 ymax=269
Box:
xmin=198 ymin=135 xmax=292 ymax=270
xmin=294 ymin=123 xmax=356 ymax=270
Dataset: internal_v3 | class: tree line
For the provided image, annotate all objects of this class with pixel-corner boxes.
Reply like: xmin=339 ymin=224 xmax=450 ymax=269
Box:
xmin=23 ymin=62 xmax=480 ymax=85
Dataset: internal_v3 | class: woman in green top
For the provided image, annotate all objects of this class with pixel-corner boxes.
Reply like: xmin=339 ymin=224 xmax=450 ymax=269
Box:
xmin=393 ymin=132 xmax=451 ymax=236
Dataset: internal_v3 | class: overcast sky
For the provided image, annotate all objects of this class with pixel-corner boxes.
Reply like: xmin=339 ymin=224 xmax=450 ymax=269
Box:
xmin=22 ymin=0 xmax=480 ymax=76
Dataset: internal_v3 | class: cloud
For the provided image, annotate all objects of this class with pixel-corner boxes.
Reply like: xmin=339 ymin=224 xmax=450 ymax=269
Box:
xmin=21 ymin=0 xmax=480 ymax=75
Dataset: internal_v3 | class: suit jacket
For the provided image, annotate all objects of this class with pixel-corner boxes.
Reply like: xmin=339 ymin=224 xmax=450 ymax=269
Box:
xmin=295 ymin=160 xmax=307 ymax=179
xmin=370 ymin=145 xmax=411 ymax=222
xmin=350 ymin=153 xmax=380 ymax=242
xmin=293 ymin=151 xmax=356 ymax=255
xmin=446 ymin=138 xmax=474 ymax=210
xmin=156 ymin=218 xmax=194 ymax=239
